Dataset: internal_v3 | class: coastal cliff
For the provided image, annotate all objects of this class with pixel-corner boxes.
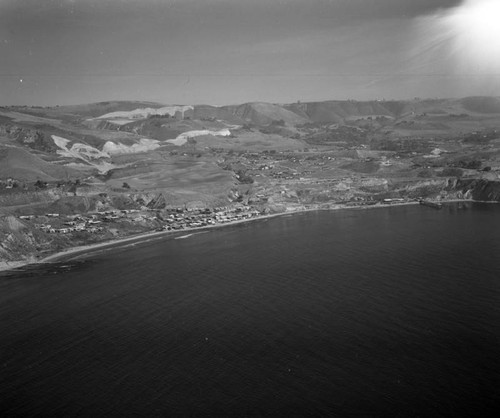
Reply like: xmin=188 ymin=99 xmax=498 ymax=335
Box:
xmin=1 ymin=177 xmax=500 ymax=267
xmin=446 ymin=179 xmax=500 ymax=201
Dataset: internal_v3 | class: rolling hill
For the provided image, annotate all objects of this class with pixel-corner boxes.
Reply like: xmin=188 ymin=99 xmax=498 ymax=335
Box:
xmin=223 ymin=102 xmax=310 ymax=126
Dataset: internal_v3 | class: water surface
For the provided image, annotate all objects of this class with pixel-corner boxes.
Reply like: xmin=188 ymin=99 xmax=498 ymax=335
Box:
xmin=1 ymin=203 xmax=499 ymax=416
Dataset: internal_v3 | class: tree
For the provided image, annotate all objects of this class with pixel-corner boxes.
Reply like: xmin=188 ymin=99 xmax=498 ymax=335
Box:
xmin=236 ymin=169 xmax=254 ymax=184
xmin=122 ymin=182 xmax=131 ymax=189
xmin=34 ymin=180 xmax=47 ymax=189
xmin=186 ymin=137 xmax=197 ymax=153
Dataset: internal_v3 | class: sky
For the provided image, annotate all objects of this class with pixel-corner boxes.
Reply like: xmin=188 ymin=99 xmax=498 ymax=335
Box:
xmin=1 ymin=0 xmax=499 ymax=106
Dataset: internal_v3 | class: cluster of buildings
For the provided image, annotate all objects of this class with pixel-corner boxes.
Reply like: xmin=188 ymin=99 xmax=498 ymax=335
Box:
xmin=159 ymin=206 xmax=261 ymax=231
xmin=30 ymin=213 xmax=105 ymax=234
xmin=18 ymin=205 xmax=263 ymax=236
xmin=27 ymin=209 xmax=161 ymax=235
xmin=270 ymin=171 xmax=300 ymax=180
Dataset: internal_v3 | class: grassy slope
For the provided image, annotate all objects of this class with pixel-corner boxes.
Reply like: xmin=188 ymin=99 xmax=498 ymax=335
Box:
xmin=0 ymin=147 xmax=79 ymax=181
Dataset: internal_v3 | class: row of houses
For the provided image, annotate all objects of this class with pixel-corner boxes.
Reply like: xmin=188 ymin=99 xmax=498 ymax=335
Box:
xmin=27 ymin=212 xmax=108 ymax=234
xmin=37 ymin=224 xmax=103 ymax=234
xmin=19 ymin=205 xmax=263 ymax=235
xmin=158 ymin=206 xmax=261 ymax=231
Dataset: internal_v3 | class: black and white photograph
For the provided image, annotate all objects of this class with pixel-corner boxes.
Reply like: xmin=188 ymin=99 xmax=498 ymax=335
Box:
xmin=1 ymin=0 xmax=499 ymax=415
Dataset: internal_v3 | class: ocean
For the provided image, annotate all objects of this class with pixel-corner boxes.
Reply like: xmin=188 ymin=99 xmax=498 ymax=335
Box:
xmin=1 ymin=203 xmax=499 ymax=416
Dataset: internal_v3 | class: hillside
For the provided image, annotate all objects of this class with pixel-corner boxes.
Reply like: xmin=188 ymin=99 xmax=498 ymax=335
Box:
xmin=19 ymin=101 xmax=166 ymax=119
xmin=0 ymin=147 xmax=78 ymax=181
xmin=285 ymin=97 xmax=500 ymax=124
xmin=459 ymin=97 xmax=500 ymax=114
xmin=286 ymin=100 xmax=402 ymax=123
xmin=223 ymin=102 xmax=310 ymax=126
xmin=8 ymin=96 xmax=500 ymax=128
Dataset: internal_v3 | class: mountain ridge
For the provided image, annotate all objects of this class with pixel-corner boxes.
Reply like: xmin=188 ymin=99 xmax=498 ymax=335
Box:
xmin=42 ymin=96 xmax=500 ymax=126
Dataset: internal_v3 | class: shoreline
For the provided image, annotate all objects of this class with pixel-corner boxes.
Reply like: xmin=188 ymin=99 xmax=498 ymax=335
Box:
xmin=0 ymin=199 xmax=494 ymax=273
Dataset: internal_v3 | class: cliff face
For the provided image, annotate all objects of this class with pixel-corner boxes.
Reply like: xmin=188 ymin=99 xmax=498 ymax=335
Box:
xmin=0 ymin=216 xmax=52 ymax=263
xmin=447 ymin=179 xmax=500 ymax=201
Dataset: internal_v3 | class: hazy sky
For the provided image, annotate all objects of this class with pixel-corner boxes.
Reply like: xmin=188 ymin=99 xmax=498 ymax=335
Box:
xmin=1 ymin=0 xmax=499 ymax=106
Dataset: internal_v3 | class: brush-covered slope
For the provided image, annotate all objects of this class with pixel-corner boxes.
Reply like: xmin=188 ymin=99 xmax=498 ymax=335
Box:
xmin=459 ymin=97 xmax=500 ymax=114
xmin=286 ymin=100 xmax=406 ymax=123
xmin=188 ymin=105 xmax=246 ymax=125
xmin=285 ymin=97 xmax=500 ymax=125
xmin=0 ymin=147 xmax=78 ymax=181
xmin=223 ymin=102 xmax=310 ymax=126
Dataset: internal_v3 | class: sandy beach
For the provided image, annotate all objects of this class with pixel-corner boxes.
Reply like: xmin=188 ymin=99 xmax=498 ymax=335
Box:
xmin=0 ymin=199 xmax=486 ymax=273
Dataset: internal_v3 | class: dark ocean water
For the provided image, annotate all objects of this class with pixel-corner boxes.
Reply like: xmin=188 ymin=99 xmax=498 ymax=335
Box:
xmin=1 ymin=203 xmax=500 ymax=416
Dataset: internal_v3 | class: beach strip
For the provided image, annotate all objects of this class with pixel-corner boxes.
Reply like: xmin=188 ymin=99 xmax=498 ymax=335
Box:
xmin=0 ymin=199 xmax=486 ymax=272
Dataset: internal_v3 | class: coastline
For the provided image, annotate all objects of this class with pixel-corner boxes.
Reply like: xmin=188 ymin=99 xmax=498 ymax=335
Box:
xmin=0 ymin=199 xmax=492 ymax=273
xmin=1 ymin=210 xmax=302 ymax=272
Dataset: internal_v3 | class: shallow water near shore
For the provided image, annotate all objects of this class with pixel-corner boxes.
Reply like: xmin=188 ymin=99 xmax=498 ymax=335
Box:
xmin=1 ymin=202 xmax=500 ymax=416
